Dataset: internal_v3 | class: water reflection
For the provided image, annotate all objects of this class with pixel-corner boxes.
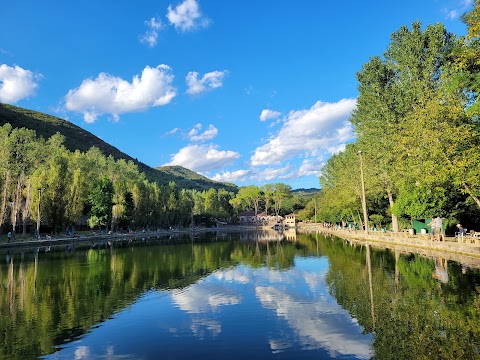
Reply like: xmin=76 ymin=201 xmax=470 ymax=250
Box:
xmin=0 ymin=231 xmax=479 ymax=359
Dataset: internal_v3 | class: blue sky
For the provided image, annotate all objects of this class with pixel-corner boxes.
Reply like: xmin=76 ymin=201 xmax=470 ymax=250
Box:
xmin=0 ymin=0 xmax=473 ymax=189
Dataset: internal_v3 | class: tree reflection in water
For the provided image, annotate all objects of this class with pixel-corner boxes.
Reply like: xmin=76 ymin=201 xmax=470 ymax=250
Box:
xmin=0 ymin=231 xmax=479 ymax=359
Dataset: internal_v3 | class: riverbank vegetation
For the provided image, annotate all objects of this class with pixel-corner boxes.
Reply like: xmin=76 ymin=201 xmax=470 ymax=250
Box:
xmin=0 ymin=124 xmax=311 ymax=237
xmin=0 ymin=103 xmax=238 ymax=193
xmin=311 ymin=4 xmax=480 ymax=232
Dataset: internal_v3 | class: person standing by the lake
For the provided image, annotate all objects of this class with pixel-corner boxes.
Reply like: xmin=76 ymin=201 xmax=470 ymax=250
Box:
xmin=432 ymin=216 xmax=443 ymax=241
xmin=7 ymin=231 xmax=11 ymax=243
xmin=429 ymin=216 xmax=442 ymax=241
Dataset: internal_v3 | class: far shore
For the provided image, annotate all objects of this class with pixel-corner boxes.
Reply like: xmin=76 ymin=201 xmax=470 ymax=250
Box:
xmin=3 ymin=224 xmax=480 ymax=266
xmin=0 ymin=225 xmax=267 ymax=250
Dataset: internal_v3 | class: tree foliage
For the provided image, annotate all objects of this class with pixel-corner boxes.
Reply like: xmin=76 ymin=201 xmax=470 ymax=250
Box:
xmin=315 ymin=15 xmax=480 ymax=231
xmin=0 ymin=124 xmax=237 ymax=235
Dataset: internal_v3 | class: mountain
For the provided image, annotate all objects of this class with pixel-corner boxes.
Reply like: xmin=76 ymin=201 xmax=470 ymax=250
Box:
xmin=292 ymin=188 xmax=321 ymax=196
xmin=0 ymin=103 xmax=237 ymax=192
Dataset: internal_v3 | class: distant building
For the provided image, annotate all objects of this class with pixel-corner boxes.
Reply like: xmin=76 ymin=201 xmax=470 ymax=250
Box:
xmin=283 ymin=214 xmax=297 ymax=228
xmin=239 ymin=211 xmax=282 ymax=225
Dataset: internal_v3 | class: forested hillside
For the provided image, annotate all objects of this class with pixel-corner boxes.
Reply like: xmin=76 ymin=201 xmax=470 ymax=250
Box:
xmin=0 ymin=103 xmax=237 ymax=192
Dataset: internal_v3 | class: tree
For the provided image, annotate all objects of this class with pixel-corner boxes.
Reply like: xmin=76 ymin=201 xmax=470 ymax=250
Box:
xmin=350 ymin=22 xmax=455 ymax=230
xmin=236 ymin=186 xmax=263 ymax=215
xmin=88 ymin=177 xmax=114 ymax=231
xmin=262 ymin=184 xmax=274 ymax=215
xmin=272 ymin=183 xmax=292 ymax=217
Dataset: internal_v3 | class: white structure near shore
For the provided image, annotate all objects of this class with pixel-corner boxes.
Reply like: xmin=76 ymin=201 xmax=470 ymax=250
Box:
xmin=238 ymin=211 xmax=283 ymax=225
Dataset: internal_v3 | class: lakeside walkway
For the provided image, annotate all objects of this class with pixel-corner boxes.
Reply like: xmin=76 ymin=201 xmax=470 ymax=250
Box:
xmin=0 ymin=225 xmax=259 ymax=250
xmin=299 ymin=224 xmax=480 ymax=267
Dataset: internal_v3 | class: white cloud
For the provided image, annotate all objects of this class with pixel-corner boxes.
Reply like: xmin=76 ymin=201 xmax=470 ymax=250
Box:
xmin=326 ymin=143 xmax=346 ymax=154
xmin=167 ymin=0 xmax=210 ymax=32
xmin=213 ymin=269 xmax=250 ymax=284
xmin=186 ymin=70 xmax=228 ymax=95
xmin=211 ymin=165 xmax=300 ymax=184
xmin=165 ymin=144 xmax=240 ymax=172
xmin=212 ymin=169 xmax=251 ymax=183
xmin=65 ymin=65 xmax=176 ymax=123
xmin=187 ymin=123 xmax=218 ymax=142
xmin=250 ymin=99 xmax=356 ymax=166
xmin=259 ymin=165 xmax=295 ymax=181
xmin=446 ymin=9 xmax=459 ymax=19
xmin=260 ymin=109 xmax=281 ymax=122
xmin=74 ymin=346 xmax=90 ymax=360
xmin=140 ymin=17 xmax=165 ymax=47
xmin=0 ymin=64 xmax=41 ymax=103
xmin=164 ymin=127 xmax=180 ymax=136
xmin=190 ymin=318 xmax=222 ymax=337
xmin=443 ymin=0 xmax=474 ymax=19
xmin=297 ymin=158 xmax=325 ymax=177
xmin=171 ymin=284 xmax=241 ymax=314
xmin=255 ymin=286 xmax=372 ymax=358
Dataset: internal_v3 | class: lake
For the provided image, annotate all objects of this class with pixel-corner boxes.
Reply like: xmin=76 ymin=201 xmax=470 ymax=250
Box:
xmin=1 ymin=230 xmax=479 ymax=359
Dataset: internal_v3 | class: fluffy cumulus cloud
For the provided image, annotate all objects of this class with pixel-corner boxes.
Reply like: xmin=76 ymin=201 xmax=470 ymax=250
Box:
xmin=140 ymin=16 xmax=165 ymax=47
xmin=212 ymin=169 xmax=251 ymax=183
xmin=165 ymin=144 xmax=240 ymax=172
xmin=297 ymin=158 xmax=325 ymax=177
xmin=65 ymin=65 xmax=176 ymax=123
xmin=212 ymin=165 xmax=298 ymax=183
xmin=250 ymin=99 xmax=356 ymax=166
xmin=259 ymin=165 xmax=296 ymax=181
xmin=187 ymin=123 xmax=218 ymax=142
xmin=167 ymin=0 xmax=210 ymax=32
xmin=255 ymin=286 xmax=372 ymax=358
xmin=171 ymin=283 xmax=241 ymax=314
xmin=0 ymin=64 xmax=41 ymax=103
xmin=186 ymin=70 xmax=228 ymax=95
xmin=259 ymin=109 xmax=281 ymax=122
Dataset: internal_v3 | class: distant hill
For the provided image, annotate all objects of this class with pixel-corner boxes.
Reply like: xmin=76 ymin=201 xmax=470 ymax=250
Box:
xmin=292 ymin=188 xmax=321 ymax=196
xmin=0 ymin=103 xmax=237 ymax=192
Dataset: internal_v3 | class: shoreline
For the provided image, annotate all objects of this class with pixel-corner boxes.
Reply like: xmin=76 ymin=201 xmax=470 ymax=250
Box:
xmin=4 ymin=224 xmax=480 ymax=266
xmin=0 ymin=225 xmax=261 ymax=250
xmin=298 ymin=224 xmax=480 ymax=267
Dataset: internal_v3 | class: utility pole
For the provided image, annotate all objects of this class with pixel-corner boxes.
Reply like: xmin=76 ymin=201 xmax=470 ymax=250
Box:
xmin=314 ymin=199 xmax=317 ymax=224
xmin=357 ymin=151 xmax=369 ymax=234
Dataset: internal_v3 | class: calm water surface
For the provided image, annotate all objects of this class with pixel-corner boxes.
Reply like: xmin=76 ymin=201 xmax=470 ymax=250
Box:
xmin=1 ymin=231 xmax=480 ymax=359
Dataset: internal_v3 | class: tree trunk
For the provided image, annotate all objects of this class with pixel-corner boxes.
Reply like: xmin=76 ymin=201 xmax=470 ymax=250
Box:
xmin=387 ymin=189 xmax=399 ymax=232
xmin=0 ymin=171 xmax=11 ymax=232
xmin=464 ymin=183 xmax=480 ymax=208
xmin=356 ymin=209 xmax=363 ymax=230
xmin=350 ymin=209 xmax=357 ymax=225
xmin=11 ymin=174 xmax=24 ymax=235
xmin=22 ymin=182 xmax=32 ymax=236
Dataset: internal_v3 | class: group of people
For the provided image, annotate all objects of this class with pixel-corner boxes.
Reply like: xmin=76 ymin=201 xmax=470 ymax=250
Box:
xmin=428 ymin=216 xmax=471 ymax=241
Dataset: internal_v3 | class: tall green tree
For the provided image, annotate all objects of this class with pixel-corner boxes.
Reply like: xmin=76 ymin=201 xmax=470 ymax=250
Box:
xmin=272 ymin=183 xmax=292 ymax=217
xmin=88 ymin=177 xmax=114 ymax=231
xmin=350 ymin=22 xmax=455 ymax=230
